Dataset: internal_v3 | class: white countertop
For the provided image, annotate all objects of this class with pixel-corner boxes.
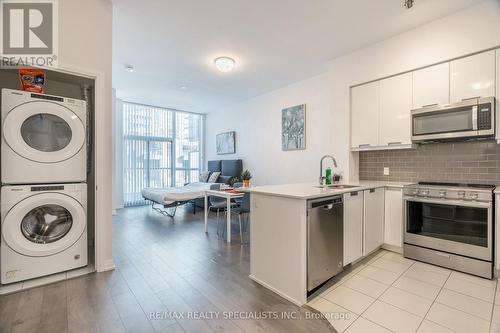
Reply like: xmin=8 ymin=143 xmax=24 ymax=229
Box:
xmin=245 ymin=181 xmax=413 ymax=200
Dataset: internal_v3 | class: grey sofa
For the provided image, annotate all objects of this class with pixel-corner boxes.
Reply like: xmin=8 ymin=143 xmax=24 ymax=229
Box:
xmin=190 ymin=159 xmax=243 ymax=212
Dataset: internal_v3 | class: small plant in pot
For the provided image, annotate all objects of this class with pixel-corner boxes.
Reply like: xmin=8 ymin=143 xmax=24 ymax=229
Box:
xmin=241 ymin=170 xmax=252 ymax=187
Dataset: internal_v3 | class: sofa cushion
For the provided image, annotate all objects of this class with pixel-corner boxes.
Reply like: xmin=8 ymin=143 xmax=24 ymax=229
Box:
xmin=207 ymin=171 xmax=221 ymax=183
xmin=199 ymin=171 xmax=210 ymax=183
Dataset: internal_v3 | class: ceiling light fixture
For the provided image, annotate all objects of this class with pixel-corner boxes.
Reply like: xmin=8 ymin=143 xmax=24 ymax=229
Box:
xmin=124 ymin=64 xmax=135 ymax=73
xmin=214 ymin=57 xmax=235 ymax=73
xmin=404 ymin=0 xmax=414 ymax=9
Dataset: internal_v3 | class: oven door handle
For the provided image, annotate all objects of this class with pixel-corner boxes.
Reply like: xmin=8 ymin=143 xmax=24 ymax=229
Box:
xmin=404 ymin=196 xmax=492 ymax=208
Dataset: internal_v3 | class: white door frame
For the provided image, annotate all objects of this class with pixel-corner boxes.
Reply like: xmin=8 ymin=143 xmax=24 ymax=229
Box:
xmin=32 ymin=63 xmax=114 ymax=273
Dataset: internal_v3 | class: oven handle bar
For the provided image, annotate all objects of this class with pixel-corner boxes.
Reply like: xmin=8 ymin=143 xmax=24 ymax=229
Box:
xmin=404 ymin=196 xmax=492 ymax=209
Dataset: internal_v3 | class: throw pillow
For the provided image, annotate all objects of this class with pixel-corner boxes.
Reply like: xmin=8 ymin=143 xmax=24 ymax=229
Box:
xmin=199 ymin=171 xmax=210 ymax=183
xmin=207 ymin=171 xmax=221 ymax=183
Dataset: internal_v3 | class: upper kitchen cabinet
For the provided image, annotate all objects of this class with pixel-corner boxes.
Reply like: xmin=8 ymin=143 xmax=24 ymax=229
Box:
xmin=351 ymin=81 xmax=379 ymax=149
xmin=496 ymin=49 xmax=500 ymax=143
xmin=450 ymin=51 xmax=495 ymax=103
xmin=379 ymin=73 xmax=412 ymax=146
xmin=412 ymin=63 xmax=449 ymax=108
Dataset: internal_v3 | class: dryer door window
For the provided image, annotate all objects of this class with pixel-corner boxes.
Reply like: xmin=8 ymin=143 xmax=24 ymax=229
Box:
xmin=3 ymin=101 xmax=85 ymax=163
xmin=21 ymin=204 xmax=73 ymax=244
xmin=21 ymin=114 xmax=73 ymax=152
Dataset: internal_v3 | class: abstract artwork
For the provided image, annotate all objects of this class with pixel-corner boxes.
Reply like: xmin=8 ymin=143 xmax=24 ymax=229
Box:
xmin=282 ymin=104 xmax=305 ymax=151
xmin=216 ymin=131 xmax=236 ymax=154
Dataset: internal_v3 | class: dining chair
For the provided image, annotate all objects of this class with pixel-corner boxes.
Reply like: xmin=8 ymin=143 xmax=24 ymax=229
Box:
xmin=228 ymin=192 xmax=250 ymax=243
xmin=208 ymin=183 xmax=238 ymax=237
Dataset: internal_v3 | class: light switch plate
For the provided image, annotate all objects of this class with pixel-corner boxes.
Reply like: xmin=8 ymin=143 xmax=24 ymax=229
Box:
xmin=383 ymin=167 xmax=390 ymax=176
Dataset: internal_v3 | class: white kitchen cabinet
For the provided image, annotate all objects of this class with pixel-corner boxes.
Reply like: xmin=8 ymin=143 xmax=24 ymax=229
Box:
xmin=363 ymin=187 xmax=385 ymax=256
xmin=496 ymin=49 xmax=500 ymax=143
xmin=450 ymin=51 xmax=495 ymax=103
xmin=384 ymin=187 xmax=404 ymax=249
xmin=496 ymin=193 xmax=500 ymax=271
xmin=343 ymin=191 xmax=364 ymax=266
xmin=351 ymin=81 xmax=379 ymax=149
xmin=379 ymin=73 xmax=412 ymax=146
xmin=412 ymin=63 xmax=450 ymax=108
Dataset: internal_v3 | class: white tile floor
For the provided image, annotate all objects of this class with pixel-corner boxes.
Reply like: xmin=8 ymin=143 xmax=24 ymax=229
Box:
xmin=308 ymin=250 xmax=500 ymax=333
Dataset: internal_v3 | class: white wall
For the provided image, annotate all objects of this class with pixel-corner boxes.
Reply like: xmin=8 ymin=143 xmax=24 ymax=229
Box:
xmin=206 ymin=73 xmax=331 ymax=185
xmin=112 ymin=94 xmax=124 ymax=212
xmin=207 ymin=0 xmax=500 ymax=186
xmin=327 ymin=0 xmax=500 ymax=181
xmin=59 ymin=0 xmax=113 ymax=270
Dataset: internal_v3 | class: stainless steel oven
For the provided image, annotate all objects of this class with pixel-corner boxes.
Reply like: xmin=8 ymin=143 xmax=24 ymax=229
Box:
xmin=403 ymin=182 xmax=494 ymax=278
xmin=411 ymin=97 xmax=495 ymax=142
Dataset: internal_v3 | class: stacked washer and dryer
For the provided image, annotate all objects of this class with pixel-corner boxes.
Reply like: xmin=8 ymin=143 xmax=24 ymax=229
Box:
xmin=1 ymin=88 xmax=88 ymax=284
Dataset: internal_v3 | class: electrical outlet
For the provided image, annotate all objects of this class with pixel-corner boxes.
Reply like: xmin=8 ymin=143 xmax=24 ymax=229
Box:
xmin=383 ymin=167 xmax=390 ymax=176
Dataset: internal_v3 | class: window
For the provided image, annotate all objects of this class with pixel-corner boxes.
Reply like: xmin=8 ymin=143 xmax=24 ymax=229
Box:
xmin=123 ymin=102 xmax=203 ymax=206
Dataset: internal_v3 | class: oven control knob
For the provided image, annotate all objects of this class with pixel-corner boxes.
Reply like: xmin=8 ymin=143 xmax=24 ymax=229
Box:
xmin=419 ymin=189 xmax=429 ymax=197
xmin=469 ymin=192 xmax=478 ymax=201
xmin=439 ymin=190 xmax=447 ymax=198
xmin=412 ymin=189 xmax=419 ymax=196
xmin=457 ymin=191 xmax=466 ymax=199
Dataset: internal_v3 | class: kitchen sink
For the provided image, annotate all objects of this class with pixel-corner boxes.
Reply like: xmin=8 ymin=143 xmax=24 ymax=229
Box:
xmin=313 ymin=184 xmax=359 ymax=189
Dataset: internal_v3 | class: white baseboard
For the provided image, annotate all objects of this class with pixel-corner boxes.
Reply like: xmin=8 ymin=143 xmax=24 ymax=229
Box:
xmin=382 ymin=244 xmax=403 ymax=254
xmin=97 ymin=259 xmax=115 ymax=272
xmin=248 ymin=274 xmax=305 ymax=306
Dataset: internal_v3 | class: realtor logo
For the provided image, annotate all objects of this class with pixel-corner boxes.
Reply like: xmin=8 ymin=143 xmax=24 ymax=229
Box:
xmin=0 ymin=0 xmax=58 ymax=68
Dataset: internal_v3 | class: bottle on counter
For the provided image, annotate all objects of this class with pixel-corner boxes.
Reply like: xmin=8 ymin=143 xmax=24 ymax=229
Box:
xmin=325 ymin=167 xmax=332 ymax=185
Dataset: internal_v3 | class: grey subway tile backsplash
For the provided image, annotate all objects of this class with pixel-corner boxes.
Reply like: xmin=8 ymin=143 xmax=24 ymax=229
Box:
xmin=359 ymin=140 xmax=500 ymax=184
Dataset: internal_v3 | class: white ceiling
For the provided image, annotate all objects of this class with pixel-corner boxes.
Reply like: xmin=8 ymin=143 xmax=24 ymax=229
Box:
xmin=112 ymin=0 xmax=485 ymax=113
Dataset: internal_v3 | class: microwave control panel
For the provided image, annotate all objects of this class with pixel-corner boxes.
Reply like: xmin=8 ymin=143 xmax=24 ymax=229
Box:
xmin=478 ymin=103 xmax=492 ymax=130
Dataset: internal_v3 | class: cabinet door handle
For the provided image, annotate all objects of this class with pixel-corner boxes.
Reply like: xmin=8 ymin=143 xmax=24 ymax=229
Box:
xmin=462 ymin=96 xmax=481 ymax=101
xmin=369 ymin=189 xmax=375 ymax=193
xmin=358 ymin=144 xmax=370 ymax=148
xmin=350 ymin=191 xmax=358 ymax=196
xmin=388 ymin=141 xmax=402 ymax=145
xmin=421 ymin=103 xmax=438 ymax=108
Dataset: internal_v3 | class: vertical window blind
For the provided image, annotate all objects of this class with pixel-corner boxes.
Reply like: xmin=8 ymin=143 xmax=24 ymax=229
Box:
xmin=123 ymin=102 xmax=203 ymax=206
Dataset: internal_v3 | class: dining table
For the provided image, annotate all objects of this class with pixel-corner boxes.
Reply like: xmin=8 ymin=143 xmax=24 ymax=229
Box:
xmin=204 ymin=188 xmax=245 ymax=243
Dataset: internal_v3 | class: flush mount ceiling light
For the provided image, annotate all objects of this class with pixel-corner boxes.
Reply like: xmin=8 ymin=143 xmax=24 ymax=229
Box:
xmin=124 ymin=64 xmax=134 ymax=73
xmin=404 ymin=0 xmax=414 ymax=9
xmin=214 ymin=57 xmax=235 ymax=73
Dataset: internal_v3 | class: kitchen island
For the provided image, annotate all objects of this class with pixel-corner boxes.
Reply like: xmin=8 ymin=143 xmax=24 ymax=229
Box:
xmin=246 ymin=181 xmax=410 ymax=306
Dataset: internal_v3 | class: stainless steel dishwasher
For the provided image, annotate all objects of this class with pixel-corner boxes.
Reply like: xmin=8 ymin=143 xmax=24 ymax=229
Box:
xmin=307 ymin=195 xmax=343 ymax=291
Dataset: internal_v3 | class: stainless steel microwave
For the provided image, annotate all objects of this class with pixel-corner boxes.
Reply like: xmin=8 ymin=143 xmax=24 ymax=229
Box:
xmin=411 ymin=97 xmax=495 ymax=142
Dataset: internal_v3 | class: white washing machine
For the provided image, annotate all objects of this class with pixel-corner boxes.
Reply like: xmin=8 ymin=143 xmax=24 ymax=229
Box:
xmin=1 ymin=88 xmax=87 ymax=184
xmin=1 ymin=183 xmax=87 ymax=284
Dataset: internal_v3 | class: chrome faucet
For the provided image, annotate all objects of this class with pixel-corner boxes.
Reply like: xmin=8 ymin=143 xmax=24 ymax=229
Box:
xmin=319 ymin=155 xmax=338 ymax=185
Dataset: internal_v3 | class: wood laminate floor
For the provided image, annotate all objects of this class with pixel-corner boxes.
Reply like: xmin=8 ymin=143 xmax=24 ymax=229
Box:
xmin=0 ymin=205 xmax=335 ymax=333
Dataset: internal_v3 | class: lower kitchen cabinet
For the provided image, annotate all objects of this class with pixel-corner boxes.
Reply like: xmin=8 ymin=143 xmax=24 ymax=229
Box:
xmin=363 ymin=187 xmax=385 ymax=255
xmin=384 ymin=187 xmax=404 ymax=249
xmin=343 ymin=190 xmax=364 ymax=266
xmin=496 ymin=194 xmax=500 ymax=271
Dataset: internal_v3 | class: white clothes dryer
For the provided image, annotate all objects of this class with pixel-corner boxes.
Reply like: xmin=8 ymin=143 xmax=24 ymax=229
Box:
xmin=1 ymin=89 xmax=87 ymax=184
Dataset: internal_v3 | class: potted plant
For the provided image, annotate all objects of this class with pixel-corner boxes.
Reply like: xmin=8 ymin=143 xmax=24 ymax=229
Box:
xmin=241 ymin=169 xmax=252 ymax=187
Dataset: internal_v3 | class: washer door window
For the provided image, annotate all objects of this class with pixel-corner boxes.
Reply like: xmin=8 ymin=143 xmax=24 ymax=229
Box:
xmin=21 ymin=204 xmax=73 ymax=244
xmin=3 ymin=101 xmax=85 ymax=163
xmin=2 ymin=193 xmax=86 ymax=257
